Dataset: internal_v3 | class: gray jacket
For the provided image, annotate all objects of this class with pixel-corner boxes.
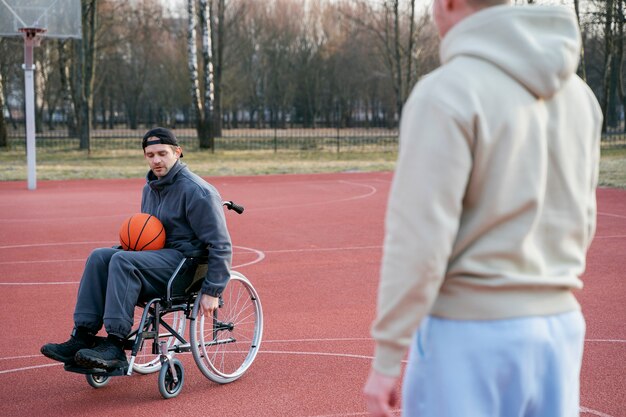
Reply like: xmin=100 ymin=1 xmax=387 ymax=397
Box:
xmin=141 ymin=161 xmax=232 ymax=297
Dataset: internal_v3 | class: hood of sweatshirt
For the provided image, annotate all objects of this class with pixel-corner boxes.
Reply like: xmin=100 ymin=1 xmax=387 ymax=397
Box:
xmin=146 ymin=160 xmax=185 ymax=191
xmin=440 ymin=5 xmax=581 ymax=99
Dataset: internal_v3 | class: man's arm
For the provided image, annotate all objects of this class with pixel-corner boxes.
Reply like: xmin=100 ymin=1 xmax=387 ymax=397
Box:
xmin=371 ymin=89 xmax=474 ymax=376
xmin=188 ymin=190 xmax=233 ymax=297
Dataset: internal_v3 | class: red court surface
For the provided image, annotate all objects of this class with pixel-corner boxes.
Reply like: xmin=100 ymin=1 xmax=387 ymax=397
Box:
xmin=0 ymin=172 xmax=624 ymax=417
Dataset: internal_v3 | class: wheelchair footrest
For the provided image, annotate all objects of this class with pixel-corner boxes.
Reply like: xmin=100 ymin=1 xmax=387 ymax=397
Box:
xmin=64 ymin=363 xmax=128 ymax=377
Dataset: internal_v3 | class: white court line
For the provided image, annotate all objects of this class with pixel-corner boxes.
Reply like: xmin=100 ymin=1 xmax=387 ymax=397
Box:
xmin=0 ymin=245 xmax=265 ymax=268
xmin=0 ymin=246 xmax=265 ymax=286
xmin=0 ymin=362 xmax=61 ymax=375
xmin=0 ymin=259 xmax=85 ymax=266
xmin=309 ymin=406 xmax=612 ymax=417
xmin=0 ymin=241 xmax=115 ymax=250
xmin=0 ymin=214 xmax=128 ymax=224
xmin=0 ymin=281 xmax=78 ymax=286
xmin=580 ymin=407 xmax=615 ymax=417
xmin=598 ymin=212 xmax=626 ymax=220
xmin=0 ymin=342 xmax=621 ymax=417
xmin=309 ymin=411 xmax=401 ymax=417
xmin=232 ymin=246 xmax=266 ymax=268
xmin=0 ymin=354 xmax=42 ymax=361
xmin=263 ymin=245 xmax=381 ymax=254
xmin=252 ymin=180 xmax=378 ymax=211
xmin=263 ymin=338 xmax=372 ymax=343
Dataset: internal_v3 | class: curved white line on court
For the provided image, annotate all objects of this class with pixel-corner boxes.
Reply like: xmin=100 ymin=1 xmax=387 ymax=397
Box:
xmin=0 ymin=245 xmax=265 ymax=286
xmin=0 ymin=345 xmax=621 ymax=417
xmin=253 ymin=180 xmax=377 ymax=211
xmin=232 ymin=245 xmax=266 ymax=268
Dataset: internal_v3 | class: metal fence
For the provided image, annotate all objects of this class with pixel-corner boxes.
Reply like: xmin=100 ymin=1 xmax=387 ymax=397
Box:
xmin=4 ymin=126 xmax=626 ymax=152
xmin=4 ymin=126 xmax=400 ymax=153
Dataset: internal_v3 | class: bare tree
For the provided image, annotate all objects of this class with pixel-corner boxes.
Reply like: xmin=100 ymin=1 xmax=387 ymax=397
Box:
xmin=573 ymin=0 xmax=588 ymax=81
xmin=74 ymin=0 xmax=98 ymax=151
xmin=187 ymin=0 xmax=215 ymax=150
xmin=601 ymin=0 xmax=614 ymax=132
xmin=344 ymin=0 xmax=423 ymax=118
xmin=0 ymin=70 xmax=7 ymax=148
xmin=211 ymin=0 xmax=225 ymax=137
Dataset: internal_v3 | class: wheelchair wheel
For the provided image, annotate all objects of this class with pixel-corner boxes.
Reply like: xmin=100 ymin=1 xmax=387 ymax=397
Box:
xmin=86 ymin=374 xmax=110 ymax=389
xmin=158 ymin=358 xmax=184 ymax=399
xmin=190 ymin=271 xmax=263 ymax=384
xmin=132 ymin=309 xmax=186 ymax=375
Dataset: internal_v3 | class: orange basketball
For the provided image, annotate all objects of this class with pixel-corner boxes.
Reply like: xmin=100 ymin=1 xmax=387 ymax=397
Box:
xmin=119 ymin=213 xmax=166 ymax=251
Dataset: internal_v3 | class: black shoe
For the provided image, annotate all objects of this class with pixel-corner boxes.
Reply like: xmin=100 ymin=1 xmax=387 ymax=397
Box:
xmin=41 ymin=335 xmax=97 ymax=364
xmin=74 ymin=338 xmax=128 ymax=371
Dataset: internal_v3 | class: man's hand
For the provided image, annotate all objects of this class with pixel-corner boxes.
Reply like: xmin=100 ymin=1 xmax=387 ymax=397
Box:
xmin=199 ymin=294 xmax=219 ymax=317
xmin=363 ymin=368 xmax=399 ymax=417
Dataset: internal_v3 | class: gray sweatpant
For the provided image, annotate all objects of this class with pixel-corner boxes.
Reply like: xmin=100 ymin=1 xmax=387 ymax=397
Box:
xmin=73 ymin=247 xmax=185 ymax=338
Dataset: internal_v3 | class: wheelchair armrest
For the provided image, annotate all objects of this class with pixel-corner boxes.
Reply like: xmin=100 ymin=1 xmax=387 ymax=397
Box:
xmin=185 ymin=250 xmax=207 ymax=259
xmin=166 ymin=257 xmax=209 ymax=299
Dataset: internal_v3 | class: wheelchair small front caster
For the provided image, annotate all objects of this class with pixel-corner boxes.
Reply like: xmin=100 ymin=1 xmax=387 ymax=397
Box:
xmin=86 ymin=373 xmax=110 ymax=389
xmin=158 ymin=358 xmax=184 ymax=399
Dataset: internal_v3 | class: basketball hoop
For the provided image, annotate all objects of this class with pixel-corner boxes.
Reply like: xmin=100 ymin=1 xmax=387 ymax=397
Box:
xmin=1 ymin=0 xmax=81 ymax=190
xmin=18 ymin=27 xmax=47 ymax=40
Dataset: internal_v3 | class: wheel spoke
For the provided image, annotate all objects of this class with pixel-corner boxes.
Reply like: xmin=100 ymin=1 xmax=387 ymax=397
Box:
xmin=190 ymin=273 xmax=263 ymax=383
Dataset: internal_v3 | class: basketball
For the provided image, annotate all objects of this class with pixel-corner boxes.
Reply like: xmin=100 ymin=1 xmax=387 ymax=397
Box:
xmin=119 ymin=213 xmax=166 ymax=251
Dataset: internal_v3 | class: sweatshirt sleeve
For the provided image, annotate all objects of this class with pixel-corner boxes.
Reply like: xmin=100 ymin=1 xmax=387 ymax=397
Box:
xmin=187 ymin=190 xmax=233 ymax=297
xmin=371 ymin=89 xmax=474 ymax=377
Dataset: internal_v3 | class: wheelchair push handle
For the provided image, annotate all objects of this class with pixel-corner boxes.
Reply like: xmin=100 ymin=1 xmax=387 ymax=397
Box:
xmin=223 ymin=201 xmax=244 ymax=214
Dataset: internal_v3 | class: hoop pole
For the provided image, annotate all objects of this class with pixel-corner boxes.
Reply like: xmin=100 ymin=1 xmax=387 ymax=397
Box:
xmin=21 ymin=30 xmax=43 ymax=190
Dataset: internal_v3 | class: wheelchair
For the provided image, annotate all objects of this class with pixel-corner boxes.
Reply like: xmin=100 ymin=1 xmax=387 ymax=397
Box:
xmin=64 ymin=201 xmax=264 ymax=399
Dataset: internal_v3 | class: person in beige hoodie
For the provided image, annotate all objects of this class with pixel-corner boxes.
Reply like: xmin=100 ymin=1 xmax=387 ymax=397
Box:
xmin=363 ymin=0 xmax=602 ymax=416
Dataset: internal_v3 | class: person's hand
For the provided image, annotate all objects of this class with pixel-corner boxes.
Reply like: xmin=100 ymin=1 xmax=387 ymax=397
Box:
xmin=199 ymin=294 xmax=219 ymax=317
xmin=363 ymin=368 xmax=399 ymax=417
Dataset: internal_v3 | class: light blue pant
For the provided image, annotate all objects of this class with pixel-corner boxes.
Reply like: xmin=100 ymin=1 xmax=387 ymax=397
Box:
xmin=402 ymin=311 xmax=585 ymax=417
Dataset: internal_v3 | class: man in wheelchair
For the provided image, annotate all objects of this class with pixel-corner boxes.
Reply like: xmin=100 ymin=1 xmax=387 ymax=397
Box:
xmin=41 ymin=127 xmax=232 ymax=372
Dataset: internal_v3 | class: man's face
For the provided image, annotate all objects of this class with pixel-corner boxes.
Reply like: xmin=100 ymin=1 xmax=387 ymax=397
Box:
xmin=144 ymin=142 xmax=181 ymax=178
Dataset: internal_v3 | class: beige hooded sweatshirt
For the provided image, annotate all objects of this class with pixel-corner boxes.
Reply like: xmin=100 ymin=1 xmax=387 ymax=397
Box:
xmin=372 ymin=5 xmax=602 ymax=377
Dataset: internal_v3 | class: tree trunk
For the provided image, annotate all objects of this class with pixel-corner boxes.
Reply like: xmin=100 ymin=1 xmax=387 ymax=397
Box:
xmin=601 ymin=0 xmax=614 ymax=132
xmin=617 ymin=0 xmax=625 ymax=132
xmin=404 ymin=0 xmax=416 ymax=104
xmin=212 ymin=0 xmax=224 ymax=138
xmin=58 ymin=40 xmax=77 ymax=137
xmin=0 ymin=71 xmax=7 ymax=148
xmin=187 ymin=0 xmax=210 ymax=150
xmin=573 ymin=0 xmax=587 ymax=82
xmin=392 ymin=0 xmax=403 ymax=118
xmin=78 ymin=0 xmax=98 ymax=151
xmin=199 ymin=0 xmax=214 ymax=151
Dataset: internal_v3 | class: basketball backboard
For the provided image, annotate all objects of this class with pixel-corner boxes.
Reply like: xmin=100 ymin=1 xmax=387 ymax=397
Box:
xmin=0 ymin=0 xmax=81 ymax=38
